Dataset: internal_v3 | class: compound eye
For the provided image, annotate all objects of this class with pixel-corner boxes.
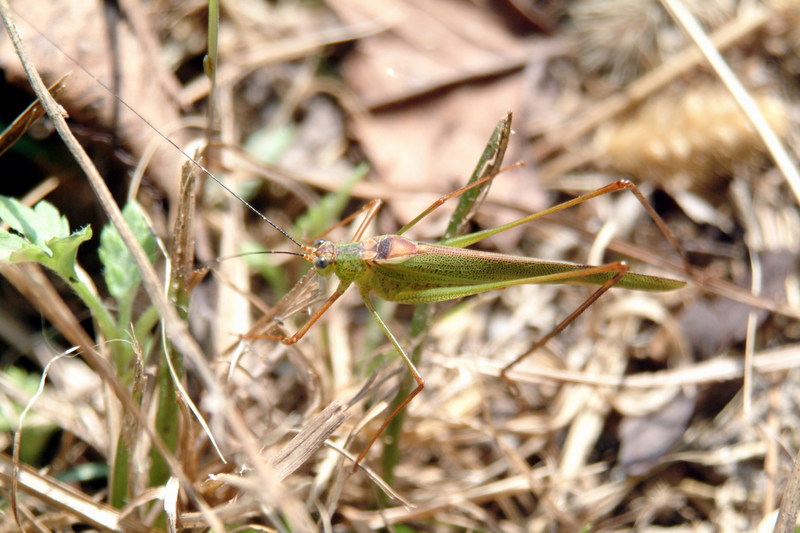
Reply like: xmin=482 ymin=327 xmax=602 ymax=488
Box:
xmin=313 ymin=238 xmax=326 ymax=248
xmin=314 ymin=257 xmax=329 ymax=270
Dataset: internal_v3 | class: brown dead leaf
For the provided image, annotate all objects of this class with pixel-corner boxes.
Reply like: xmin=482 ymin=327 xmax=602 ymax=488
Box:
xmin=331 ymin=0 xmax=531 ymax=107
xmin=351 ymin=79 xmax=544 ymax=228
xmin=679 ymin=249 xmax=796 ymax=360
xmin=617 ymin=388 xmax=696 ymax=476
xmin=329 ymin=0 xmax=546 ymax=225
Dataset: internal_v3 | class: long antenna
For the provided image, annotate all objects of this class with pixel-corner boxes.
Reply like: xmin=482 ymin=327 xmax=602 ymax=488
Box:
xmin=216 ymin=250 xmax=307 ymax=263
xmin=15 ymin=10 xmax=309 ymax=251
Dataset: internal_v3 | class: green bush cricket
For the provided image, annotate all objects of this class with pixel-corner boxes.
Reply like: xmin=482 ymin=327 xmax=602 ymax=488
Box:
xmin=249 ymin=173 xmax=687 ymax=469
xmin=215 ymin=114 xmax=688 ymax=470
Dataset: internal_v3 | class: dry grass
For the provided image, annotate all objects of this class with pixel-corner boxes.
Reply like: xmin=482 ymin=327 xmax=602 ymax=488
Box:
xmin=1 ymin=0 xmax=799 ymax=531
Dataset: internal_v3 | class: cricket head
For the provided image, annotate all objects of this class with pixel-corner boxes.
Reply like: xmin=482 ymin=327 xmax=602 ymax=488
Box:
xmin=308 ymin=238 xmax=337 ymax=278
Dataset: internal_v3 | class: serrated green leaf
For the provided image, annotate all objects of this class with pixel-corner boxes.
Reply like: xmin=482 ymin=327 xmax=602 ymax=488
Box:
xmin=3 ymin=226 xmax=92 ymax=280
xmin=43 ymin=226 xmax=93 ymax=280
xmin=0 ymin=196 xmax=70 ymax=255
xmin=0 ymin=197 xmax=39 ymax=243
xmin=98 ymin=202 xmax=157 ymax=300
xmin=0 ymin=196 xmax=91 ymax=280
xmin=34 ymin=200 xmax=70 ymax=242
xmin=0 ymin=230 xmax=32 ymax=259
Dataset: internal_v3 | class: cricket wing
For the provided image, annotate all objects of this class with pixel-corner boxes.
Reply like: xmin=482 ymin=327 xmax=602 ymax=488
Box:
xmin=367 ymin=242 xmax=685 ymax=304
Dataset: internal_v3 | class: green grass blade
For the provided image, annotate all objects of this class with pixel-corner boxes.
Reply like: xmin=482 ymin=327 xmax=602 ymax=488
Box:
xmin=380 ymin=114 xmax=513 ymax=484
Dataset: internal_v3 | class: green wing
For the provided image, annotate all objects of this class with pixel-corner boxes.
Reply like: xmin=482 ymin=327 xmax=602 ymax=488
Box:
xmin=364 ymin=242 xmax=685 ymax=305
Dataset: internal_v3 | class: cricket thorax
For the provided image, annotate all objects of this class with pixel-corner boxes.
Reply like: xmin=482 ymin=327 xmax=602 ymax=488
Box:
xmin=365 ymin=235 xmax=421 ymax=263
xmin=313 ymin=235 xmax=424 ymax=283
xmin=311 ymin=239 xmax=367 ymax=282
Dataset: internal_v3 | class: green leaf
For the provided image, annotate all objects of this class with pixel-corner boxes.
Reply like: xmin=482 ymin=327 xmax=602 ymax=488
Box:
xmin=44 ymin=226 xmax=92 ymax=279
xmin=57 ymin=462 xmax=108 ymax=483
xmin=33 ymin=200 xmax=70 ymax=246
xmin=5 ymin=226 xmax=91 ymax=279
xmin=0 ymin=196 xmax=91 ymax=280
xmin=0 ymin=196 xmax=70 ymax=256
xmin=245 ymin=124 xmax=295 ymax=165
xmin=98 ymin=202 xmax=157 ymax=301
xmin=0 ymin=367 xmax=59 ymax=465
xmin=294 ymin=163 xmax=369 ymax=239
xmin=0 ymin=231 xmax=31 ymax=257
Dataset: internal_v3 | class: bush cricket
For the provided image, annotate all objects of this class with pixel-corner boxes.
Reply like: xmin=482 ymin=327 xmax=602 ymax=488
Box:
xmin=249 ymin=174 xmax=687 ymax=469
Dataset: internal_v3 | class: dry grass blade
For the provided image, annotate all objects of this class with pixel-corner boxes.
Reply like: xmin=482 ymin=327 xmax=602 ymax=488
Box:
xmin=268 ymin=400 xmax=348 ymax=480
xmin=775 ymin=450 xmax=800 ymax=533
xmin=0 ymin=74 xmax=66 ymax=157
xmin=659 ymin=0 xmax=800 ymax=205
xmin=0 ymin=452 xmax=156 ymax=533
xmin=170 ymin=158 xmax=201 ymax=294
